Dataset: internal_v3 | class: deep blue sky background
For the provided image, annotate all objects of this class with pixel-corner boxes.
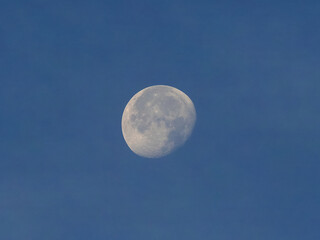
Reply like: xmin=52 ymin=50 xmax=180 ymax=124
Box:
xmin=1 ymin=0 xmax=319 ymax=239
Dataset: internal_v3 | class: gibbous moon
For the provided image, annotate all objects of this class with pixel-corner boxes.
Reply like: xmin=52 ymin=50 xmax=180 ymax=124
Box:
xmin=121 ymin=85 xmax=196 ymax=158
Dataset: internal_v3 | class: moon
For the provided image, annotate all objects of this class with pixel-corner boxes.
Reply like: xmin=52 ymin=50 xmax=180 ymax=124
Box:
xmin=121 ymin=85 xmax=196 ymax=158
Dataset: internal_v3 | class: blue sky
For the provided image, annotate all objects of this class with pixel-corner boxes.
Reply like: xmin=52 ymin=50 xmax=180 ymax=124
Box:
xmin=0 ymin=0 xmax=319 ymax=239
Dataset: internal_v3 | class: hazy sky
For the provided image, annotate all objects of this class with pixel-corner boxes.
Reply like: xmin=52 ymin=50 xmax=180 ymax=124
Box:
xmin=1 ymin=0 xmax=319 ymax=239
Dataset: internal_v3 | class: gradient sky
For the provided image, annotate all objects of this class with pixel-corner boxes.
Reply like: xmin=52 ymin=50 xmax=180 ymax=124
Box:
xmin=1 ymin=0 xmax=319 ymax=239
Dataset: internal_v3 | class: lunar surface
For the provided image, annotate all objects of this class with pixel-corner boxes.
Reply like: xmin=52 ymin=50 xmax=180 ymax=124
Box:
xmin=121 ymin=85 xmax=196 ymax=158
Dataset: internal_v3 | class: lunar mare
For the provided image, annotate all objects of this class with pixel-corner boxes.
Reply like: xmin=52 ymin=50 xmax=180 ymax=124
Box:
xmin=121 ymin=85 xmax=196 ymax=158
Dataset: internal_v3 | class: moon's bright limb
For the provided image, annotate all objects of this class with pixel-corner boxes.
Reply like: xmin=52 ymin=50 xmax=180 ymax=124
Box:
xmin=121 ymin=85 xmax=196 ymax=158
